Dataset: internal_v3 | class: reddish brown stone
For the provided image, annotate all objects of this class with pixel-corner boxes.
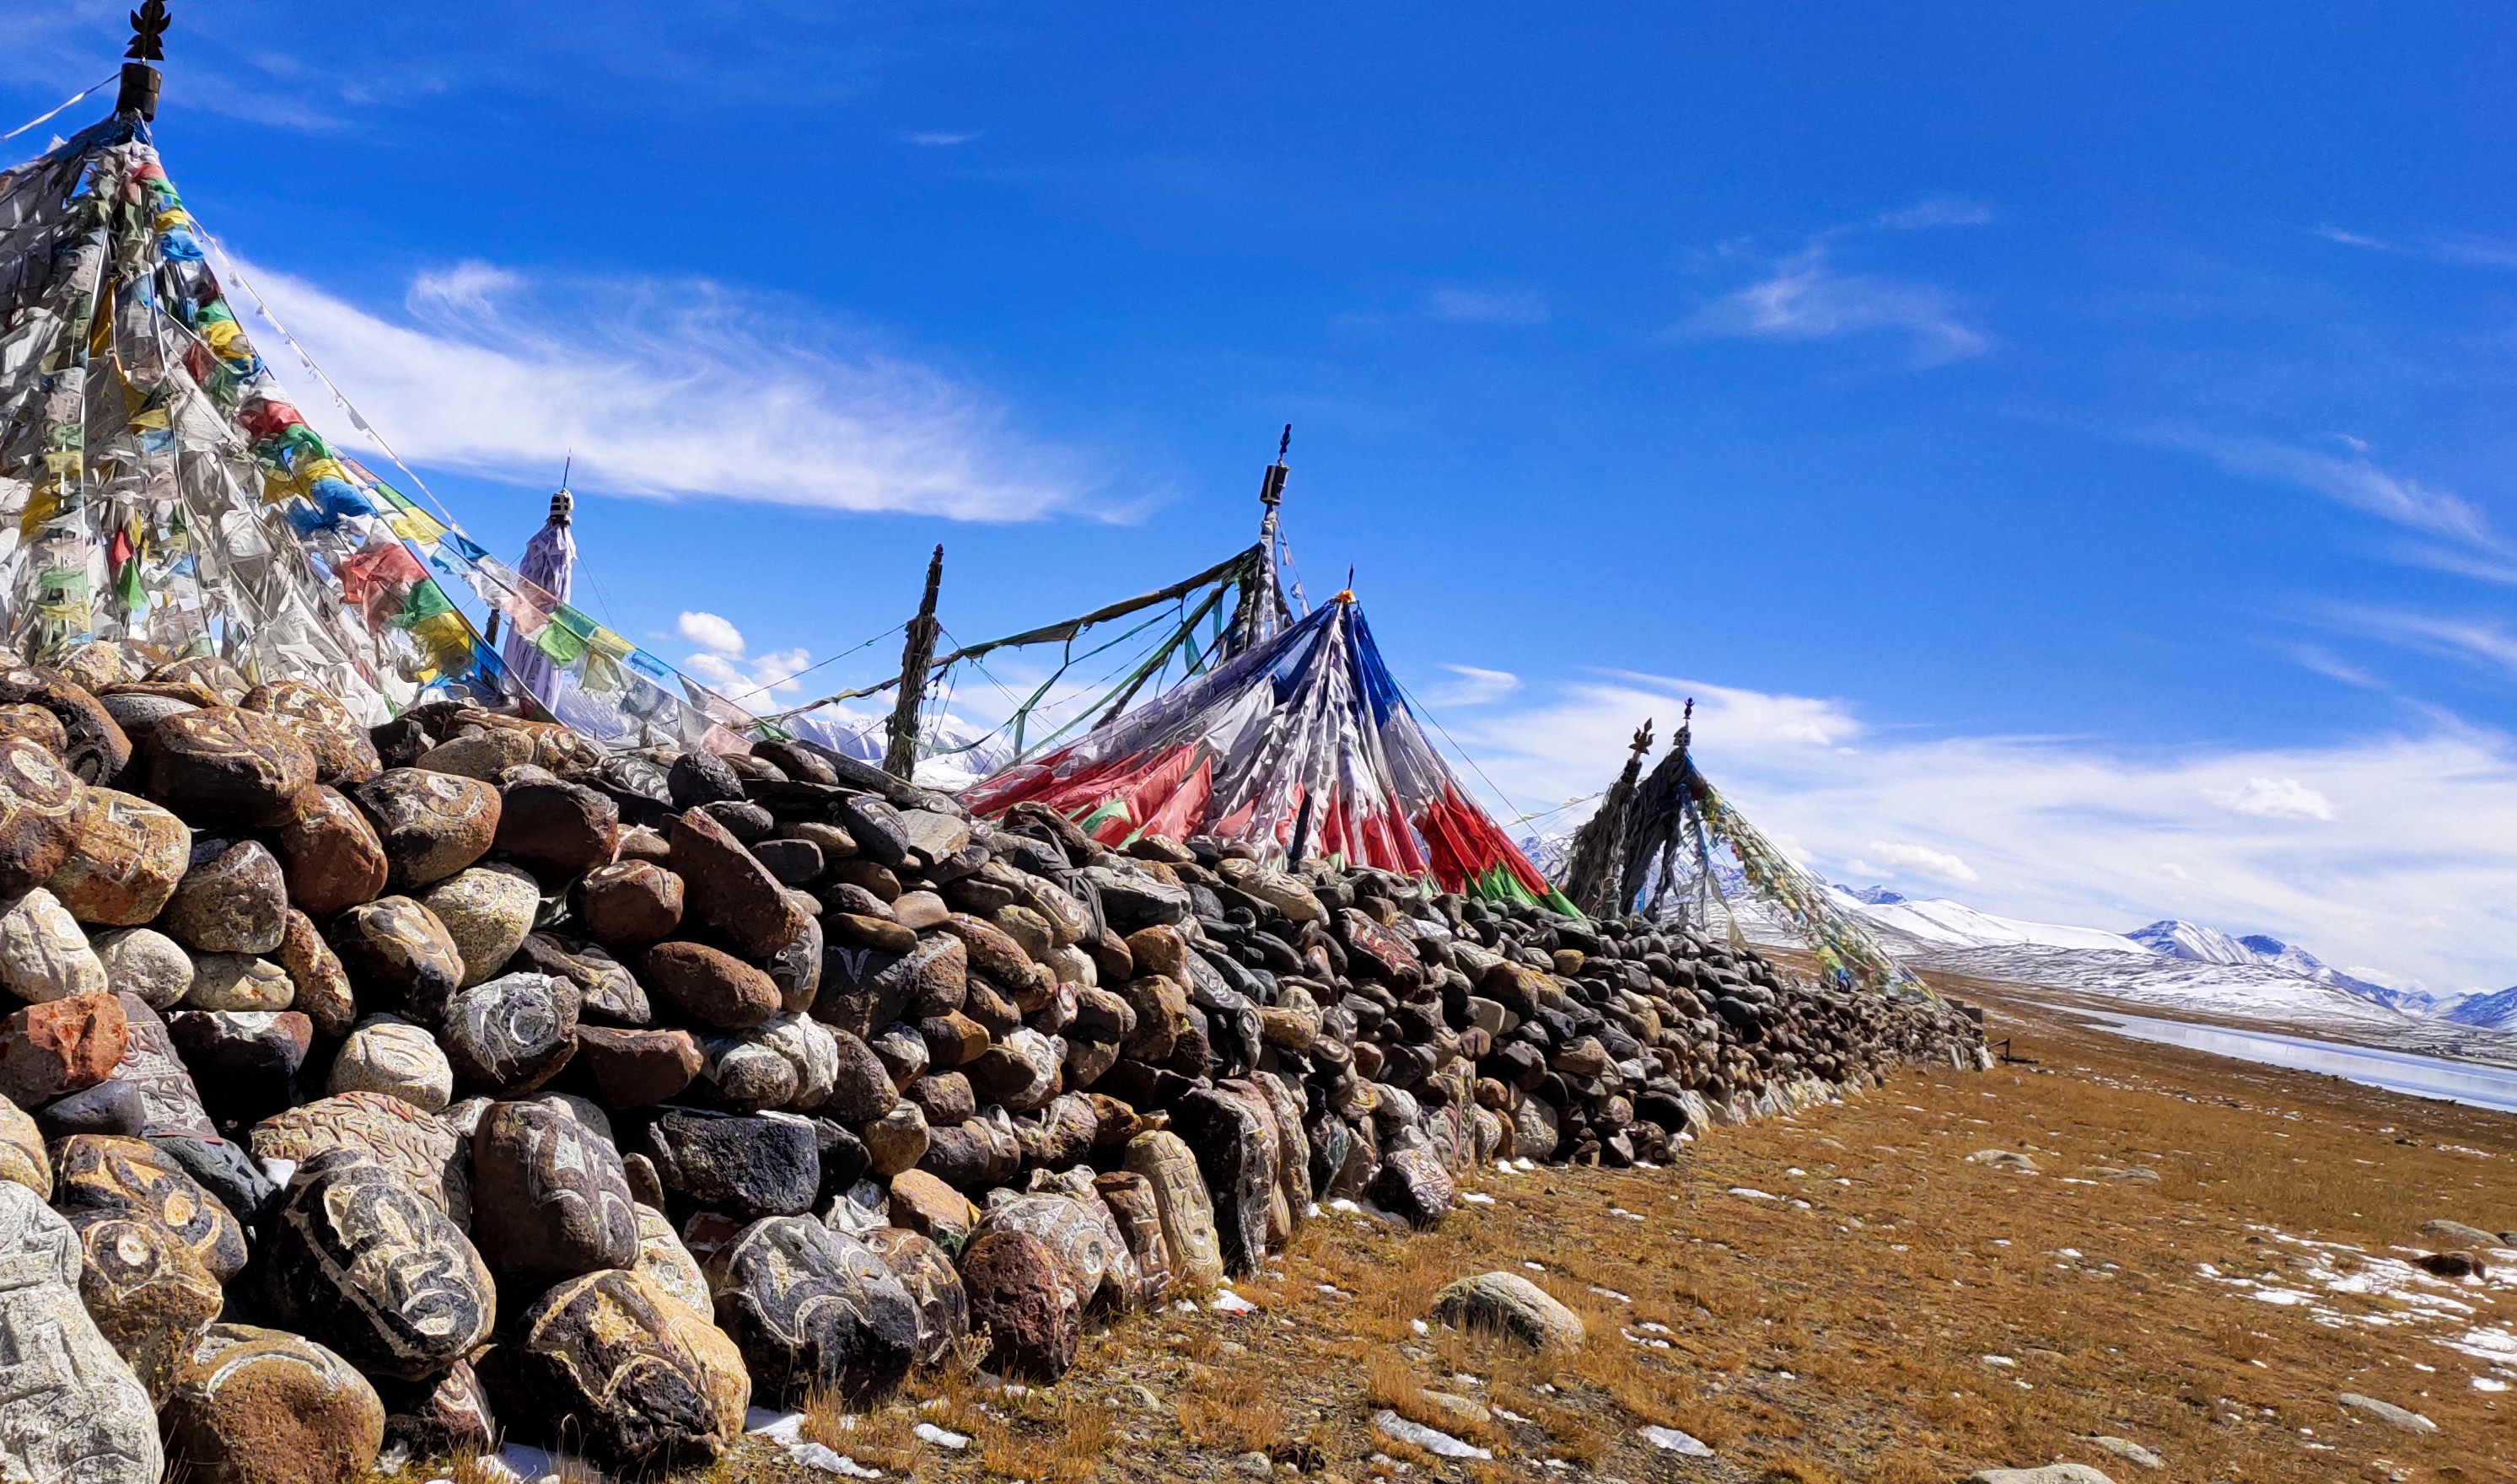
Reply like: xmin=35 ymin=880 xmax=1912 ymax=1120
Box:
xmin=573 ymin=1026 xmax=703 ymax=1106
xmin=668 ymin=809 xmax=804 ymax=958
xmin=0 ymin=992 xmax=128 ymax=1105
xmin=275 ymin=910 xmax=357 ymax=1038
xmin=272 ymin=785 xmax=390 ymax=917
xmin=495 ymin=774 xmax=621 ymax=874
xmin=0 ymin=665 xmax=131 ymax=782
xmin=0 ymin=704 xmax=67 ymax=755
xmin=0 ymin=734 xmax=89 ymax=894
xmin=577 ymin=861 xmax=683 ymax=947
xmin=957 ymin=1229 xmax=1081 ymax=1379
xmin=642 ymin=942 xmax=780 ymax=1030
xmin=48 ymin=787 xmax=187 ymax=925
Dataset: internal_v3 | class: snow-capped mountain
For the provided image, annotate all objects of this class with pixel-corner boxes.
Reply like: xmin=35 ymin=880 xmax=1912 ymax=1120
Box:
xmin=1811 ymin=889 xmax=2423 ymax=1031
xmin=2127 ymin=922 xmax=2414 ymax=1012
xmin=2126 ymin=919 xmax=2257 ymax=965
xmin=1845 ymin=895 xmax=2149 ymax=955
xmin=1497 ymin=833 xmax=2482 ymax=1039
xmin=2442 ymin=987 xmax=2517 ymax=1031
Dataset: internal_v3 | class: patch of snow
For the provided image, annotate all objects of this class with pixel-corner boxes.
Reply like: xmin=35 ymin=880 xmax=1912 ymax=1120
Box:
xmin=1638 ymin=1425 xmax=1714 ymax=1456
xmin=1374 ymin=1410 xmax=1491 ymax=1460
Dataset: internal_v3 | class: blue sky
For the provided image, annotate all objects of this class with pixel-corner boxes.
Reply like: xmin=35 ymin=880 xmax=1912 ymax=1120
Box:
xmin=8 ymin=3 xmax=2514 ymax=988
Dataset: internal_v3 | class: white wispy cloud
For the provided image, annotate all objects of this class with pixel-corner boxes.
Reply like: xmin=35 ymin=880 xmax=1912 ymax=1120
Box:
xmin=2173 ymin=434 xmax=2508 ymax=556
xmin=230 ymin=254 xmax=1086 ymax=520
xmin=1423 ymin=664 xmax=1524 ymax=707
xmin=1432 ymin=669 xmax=2517 ymax=992
xmin=2335 ymin=610 xmax=2517 ymax=680
xmin=2287 ymin=645 xmax=2385 ymax=691
xmin=2316 ymin=225 xmax=2517 ymax=271
xmin=2208 ymin=776 xmax=2335 ymax=821
xmin=1864 ymin=839 xmax=1980 ymax=884
xmin=1692 ymin=200 xmax=1993 ymax=363
xmin=1700 ymin=249 xmax=1988 ymax=361
xmin=904 ymin=130 xmax=981 ymax=147
xmin=1422 ymin=286 xmax=1549 ymax=327
xmin=1871 ymin=196 xmax=1995 ymax=231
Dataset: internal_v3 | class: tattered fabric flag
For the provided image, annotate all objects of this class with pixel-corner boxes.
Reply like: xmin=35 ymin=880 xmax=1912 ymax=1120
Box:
xmin=108 ymin=520 xmax=143 ymax=613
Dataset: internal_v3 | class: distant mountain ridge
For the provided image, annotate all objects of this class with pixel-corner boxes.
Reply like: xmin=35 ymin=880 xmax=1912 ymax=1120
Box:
xmin=2442 ymin=987 xmax=2517 ymax=1031
xmin=2126 ymin=919 xmax=2422 ymax=1011
xmin=1815 ymin=890 xmax=2418 ymax=1029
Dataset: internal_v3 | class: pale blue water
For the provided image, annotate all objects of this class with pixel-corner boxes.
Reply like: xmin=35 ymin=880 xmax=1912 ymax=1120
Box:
xmin=2083 ymin=1011 xmax=2517 ymax=1115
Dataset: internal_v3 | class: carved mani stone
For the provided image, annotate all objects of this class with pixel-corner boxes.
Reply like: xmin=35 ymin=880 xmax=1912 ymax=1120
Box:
xmin=264 ymin=1148 xmax=495 ymax=1381
xmin=470 ymin=1098 xmax=638 ymax=1293
xmin=504 ymin=1267 xmax=749 ymax=1471
xmin=0 ymin=1182 xmax=164 ymax=1484
xmin=702 ymin=1215 xmax=918 ymax=1405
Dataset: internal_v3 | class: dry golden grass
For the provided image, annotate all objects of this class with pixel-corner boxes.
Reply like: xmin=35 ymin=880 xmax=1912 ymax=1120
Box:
xmin=799 ymin=1396 xmax=922 ymax=1473
xmin=1173 ymin=1362 xmax=1287 ymax=1454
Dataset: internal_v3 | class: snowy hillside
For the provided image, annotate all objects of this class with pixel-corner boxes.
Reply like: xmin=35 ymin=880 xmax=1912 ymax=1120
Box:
xmin=2443 ymin=987 xmax=2517 ymax=1031
xmin=1849 ymin=895 xmax=2148 ymax=955
xmin=2126 ymin=920 xmax=2258 ymax=965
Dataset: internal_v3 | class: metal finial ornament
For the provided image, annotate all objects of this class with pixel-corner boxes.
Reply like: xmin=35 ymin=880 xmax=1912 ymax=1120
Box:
xmin=126 ymin=0 xmax=171 ymax=61
xmin=116 ymin=0 xmax=169 ymax=121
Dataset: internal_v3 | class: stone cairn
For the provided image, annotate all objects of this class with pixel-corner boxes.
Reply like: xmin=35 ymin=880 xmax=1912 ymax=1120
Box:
xmin=0 ymin=647 xmax=1986 ymax=1482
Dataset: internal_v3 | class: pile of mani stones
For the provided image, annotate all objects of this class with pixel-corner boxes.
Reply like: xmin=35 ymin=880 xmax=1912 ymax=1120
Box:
xmin=0 ymin=647 xmax=1986 ymax=1482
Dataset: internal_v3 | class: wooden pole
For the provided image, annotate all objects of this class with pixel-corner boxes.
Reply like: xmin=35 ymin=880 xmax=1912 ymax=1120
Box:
xmin=883 ymin=545 xmax=945 ymax=779
xmin=1229 ymin=425 xmax=1292 ymax=654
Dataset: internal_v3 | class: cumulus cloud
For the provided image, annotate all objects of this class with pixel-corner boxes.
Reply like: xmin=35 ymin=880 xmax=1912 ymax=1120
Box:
xmin=1864 ymin=840 xmax=1981 ymax=884
xmin=2209 ymin=777 xmax=2336 ymax=821
xmin=1428 ymin=669 xmax=2517 ymax=992
xmin=685 ymin=646 xmax=815 ymax=706
xmin=229 ymin=254 xmax=1085 ymax=520
xmin=670 ymin=610 xmax=813 ymax=708
xmin=676 ymin=611 xmax=747 ymax=655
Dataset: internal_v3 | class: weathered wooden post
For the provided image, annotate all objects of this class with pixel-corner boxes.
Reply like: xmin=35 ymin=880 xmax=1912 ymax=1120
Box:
xmin=883 ymin=545 xmax=945 ymax=779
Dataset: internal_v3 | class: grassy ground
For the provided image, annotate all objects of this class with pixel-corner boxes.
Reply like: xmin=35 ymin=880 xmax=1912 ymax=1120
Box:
xmin=442 ymin=987 xmax=2517 ymax=1483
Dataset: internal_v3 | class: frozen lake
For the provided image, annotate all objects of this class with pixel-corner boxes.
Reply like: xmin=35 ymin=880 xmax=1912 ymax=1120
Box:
xmin=2085 ymin=1010 xmax=2517 ymax=1115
